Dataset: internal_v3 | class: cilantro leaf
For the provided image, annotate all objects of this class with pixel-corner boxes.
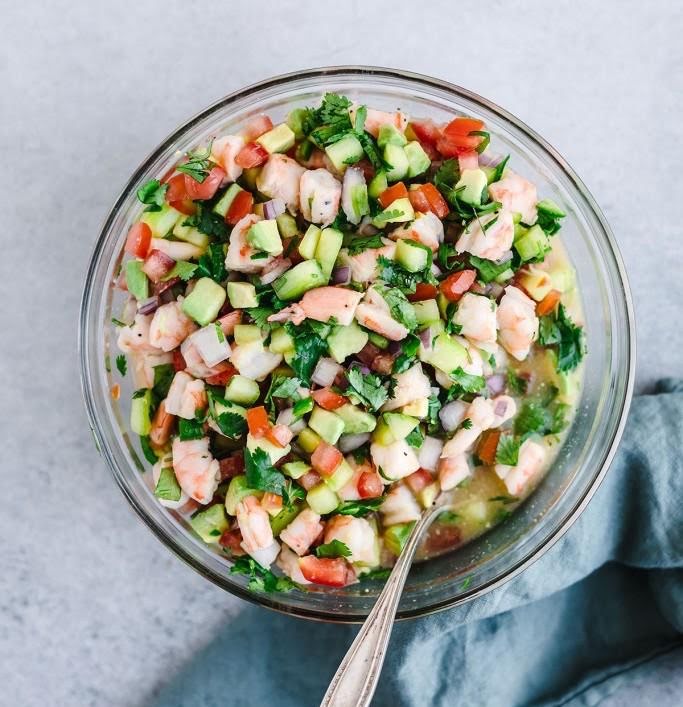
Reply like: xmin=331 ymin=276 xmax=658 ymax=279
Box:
xmin=538 ymin=304 xmax=585 ymax=372
xmin=162 ymin=260 xmax=198 ymax=282
xmin=506 ymin=369 xmax=528 ymax=395
xmin=315 ymin=539 xmax=352 ymax=559
xmin=514 ymin=399 xmax=569 ymax=438
xmin=282 ymin=480 xmax=306 ymax=508
xmin=336 ymin=498 xmax=384 ymax=517
xmin=376 ymin=285 xmax=417 ymax=331
xmin=214 ymin=412 xmax=247 ymax=439
xmin=405 ymin=426 xmax=424 ymax=449
xmin=183 ymin=205 xmax=228 ymax=239
xmin=284 ymin=323 xmax=327 ymax=386
xmin=446 ymin=367 xmax=486 ymax=399
xmin=489 ymin=155 xmax=510 ymax=184
xmin=372 ymin=208 xmax=403 ymax=224
xmin=178 ymin=418 xmax=204 ymax=441
xmin=176 ymin=143 xmax=214 ymax=184
xmin=468 ymin=255 xmax=513 ymax=283
xmin=426 ymin=393 xmax=442 ymax=434
xmin=230 ymin=556 xmax=297 ymax=593
xmin=346 ymin=367 xmax=390 ymax=412
xmin=495 ymin=435 xmax=520 ymax=466
xmin=359 ymin=567 xmax=391 ymax=582
xmin=536 ymin=199 xmax=566 ymax=236
xmin=377 ymin=255 xmax=436 ymax=295
xmin=461 ymin=417 xmax=473 ymax=430
xmin=345 ymin=233 xmax=384 ymax=255
xmin=139 ymin=435 xmax=159 ymax=464
xmin=244 ymin=447 xmax=286 ymax=495
xmin=136 ymin=179 xmax=168 ymax=212
xmin=355 ymin=130 xmax=386 ymax=171
xmin=308 ymin=93 xmax=353 ymax=147
xmin=433 ymin=159 xmax=461 ymax=191
xmin=196 ymin=242 xmax=227 ymax=283
xmin=393 ymin=334 xmax=420 ymax=374
xmin=265 ymin=375 xmax=301 ymax=415
xmin=153 ymin=363 xmax=175 ymax=399
xmin=115 ymin=354 xmax=127 ymax=377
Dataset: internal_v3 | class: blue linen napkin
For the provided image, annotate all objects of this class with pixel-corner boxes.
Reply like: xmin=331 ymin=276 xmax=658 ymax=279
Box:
xmin=150 ymin=380 xmax=683 ymax=707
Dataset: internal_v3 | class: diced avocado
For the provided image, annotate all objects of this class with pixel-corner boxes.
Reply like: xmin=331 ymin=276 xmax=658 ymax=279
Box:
xmin=225 ymin=475 xmax=262 ymax=515
xmin=299 ymin=224 xmax=322 ymax=260
xmin=412 ymin=299 xmax=440 ymax=326
xmin=125 ymin=260 xmax=149 ymax=301
xmin=227 ymin=281 xmax=258 ymax=309
xmin=273 ymin=259 xmax=326 ymax=300
xmin=323 ymin=459 xmax=355 ymax=492
xmin=213 ymin=183 xmax=244 ymax=217
xmin=377 ymin=124 xmax=408 ymax=149
xmin=517 ymin=268 xmax=553 ymax=302
xmin=154 ymin=465 xmax=182 ymax=502
xmin=384 ymin=522 xmax=415 ymax=556
xmin=455 ymin=168 xmax=488 ymax=206
xmin=141 ymin=203 xmax=183 ymax=238
xmin=282 ymin=461 xmax=311 ymax=479
xmin=269 ymin=327 xmax=295 ymax=354
xmin=368 ymin=171 xmax=388 ymax=199
xmin=373 ymin=413 xmax=419 ymax=445
xmin=395 ymin=239 xmax=430 ymax=273
xmin=256 ymin=123 xmax=296 ymax=154
xmin=334 ymin=404 xmax=377 ymax=434
xmin=286 ymin=108 xmax=308 ymax=140
xmin=315 ymin=228 xmax=344 ymax=281
xmin=306 ymin=483 xmax=339 ymax=515
xmin=325 ymin=134 xmax=364 ymax=171
xmin=297 ymin=426 xmax=322 ymax=453
xmin=130 ymin=389 xmax=152 ymax=436
xmin=270 ymin=503 xmax=302 ymax=535
xmin=368 ymin=332 xmax=390 ymax=349
xmin=401 ymin=397 xmax=430 ymax=419
xmin=327 ymin=321 xmax=369 ymax=363
xmin=190 ymin=503 xmax=229 ymax=543
xmin=404 ymin=141 xmax=431 ymax=178
xmin=233 ymin=324 xmax=263 ymax=345
xmin=383 ymin=143 xmax=410 ymax=182
xmin=246 ymin=434 xmax=290 ymax=464
xmin=224 ymin=375 xmax=260 ymax=406
xmin=182 ymin=277 xmax=226 ymax=326
xmin=247 ymin=219 xmax=283 ymax=255
xmin=372 ymin=197 xmax=415 ymax=227
xmin=536 ymin=198 xmax=566 ymax=218
xmin=172 ymin=221 xmax=210 ymax=249
xmin=514 ymin=224 xmax=549 ymax=262
xmin=417 ymin=482 xmax=439 ymax=509
xmin=241 ymin=167 xmax=260 ymax=191
xmin=421 ymin=333 xmax=469 ymax=374
xmin=276 ymin=213 xmax=299 ymax=239
xmin=308 ymin=406 xmax=345 ymax=445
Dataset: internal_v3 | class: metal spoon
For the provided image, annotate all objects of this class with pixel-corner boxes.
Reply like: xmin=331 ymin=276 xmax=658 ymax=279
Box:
xmin=320 ymin=499 xmax=451 ymax=707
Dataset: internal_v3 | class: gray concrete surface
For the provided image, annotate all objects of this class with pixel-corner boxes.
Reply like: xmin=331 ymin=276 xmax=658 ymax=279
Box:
xmin=1 ymin=0 xmax=681 ymax=705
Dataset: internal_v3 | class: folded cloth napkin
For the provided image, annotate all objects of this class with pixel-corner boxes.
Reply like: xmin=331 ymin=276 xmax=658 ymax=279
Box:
xmin=150 ymin=380 xmax=683 ymax=707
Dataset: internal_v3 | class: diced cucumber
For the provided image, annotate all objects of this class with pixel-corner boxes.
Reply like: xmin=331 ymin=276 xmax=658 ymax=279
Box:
xmin=297 ymin=426 xmax=322 ymax=453
xmin=436 ymin=291 xmax=450 ymax=319
xmin=383 ymin=143 xmax=410 ymax=182
xmin=325 ymin=134 xmax=364 ymax=171
xmin=401 ymin=397 xmax=429 ymax=419
xmin=270 ymin=503 xmax=301 ymax=536
xmin=286 ymin=108 xmax=308 ymax=140
xmin=125 ymin=260 xmax=149 ymax=301
xmin=368 ymin=171 xmax=388 ymax=199
xmin=172 ymin=221 xmax=211 ymax=249
xmin=293 ymin=397 xmax=314 ymax=419
xmin=368 ymin=332 xmax=390 ymax=349
xmin=233 ymin=324 xmax=263 ymax=345
xmin=327 ymin=321 xmax=369 ymax=363
xmin=373 ymin=413 xmax=419 ymax=445
xmin=276 ymin=213 xmax=299 ymax=239
xmin=549 ymin=264 xmax=575 ymax=293
xmin=282 ymin=461 xmax=311 ymax=479
xmin=334 ymin=404 xmax=377 ymax=434
xmin=141 ymin=203 xmax=183 ymax=238
xmin=395 ymin=239 xmax=430 ymax=273
xmin=256 ymin=123 xmax=296 ymax=154
xmin=190 ymin=504 xmax=229 ymax=543
xmin=536 ymin=198 xmax=566 ymax=218
xmin=182 ymin=277 xmax=226 ymax=326
xmin=372 ymin=197 xmax=414 ymax=227
xmin=224 ymin=375 xmax=260 ymax=405
xmin=212 ymin=398 xmax=247 ymax=419
xmin=227 ymin=281 xmax=258 ymax=309
xmin=225 ymin=475 xmax=262 ymax=515
xmin=384 ymin=522 xmax=415 ymax=556
xmin=315 ymin=228 xmax=344 ymax=281
xmin=455 ymin=169 xmax=488 ymax=206
xmin=299 ymin=224 xmax=322 ymax=260
xmin=273 ymin=259 xmax=326 ymax=300
xmin=308 ymin=406 xmax=345 ymax=445
xmin=404 ymin=141 xmax=430 ymax=178
xmin=246 ymin=434 xmax=290 ymax=464
xmin=514 ymin=224 xmax=550 ymax=262
xmin=420 ymin=333 xmax=469 ymax=374
xmin=154 ymin=466 xmax=182 ymax=502
xmin=269 ymin=327 xmax=295 ymax=354
xmin=307 ymin=483 xmax=339 ymax=515
xmin=213 ymin=183 xmax=244 ymax=217
xmin=323 ymin=459 xmax=355 ymax=492
xmin=377 ymin=124 xmax=407 ymax=148
xmin=130 ymin=389 xmax=152 ymax=436
xmin=247 ymin=219 xmax=283 ymax=255
xmin=412 ymin=299 xmax=440 ymax=326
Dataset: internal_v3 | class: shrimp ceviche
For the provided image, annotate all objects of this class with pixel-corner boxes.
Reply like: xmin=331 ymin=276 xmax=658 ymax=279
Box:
xmin=111 ymin=93 xmax=585 ymax=591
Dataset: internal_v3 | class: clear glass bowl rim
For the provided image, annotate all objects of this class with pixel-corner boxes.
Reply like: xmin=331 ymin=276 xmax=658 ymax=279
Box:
xmin=79 ymin=65 xmax=635 ymax=623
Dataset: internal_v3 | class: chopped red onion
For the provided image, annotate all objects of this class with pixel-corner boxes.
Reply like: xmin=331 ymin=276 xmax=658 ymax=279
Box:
xmin=137 ymin=296 xmax=160 ymax=315
xmin=331 ymin=266 xmax=351 ymax=285
xmin=338 ymin=433 xmax=371 ymax=453
xmin=263 ymin=198 xmax=286 ymax=220
xmin=277 ymin=408 xmax=306 ymax=435
xmin=348 ymin=362 xmax=372 ymax=377
xmin=418 ymin=327 xmax=432 ymax=350
xmin=312 ymin=357 xmax=343 ymax=387
xmin=494 ymin=399 xmax=509 ymax=417
xmin=439 ymin=400 xmax=468 ymax=432
xmin=486 ymin=374 xmax=506 ymax=396
xmin=387 ymin=340 xmax=401 ymax=355
xmin=478 ymin=152 xmax=504 ymax=168
xmin=418 ymin=436 xmax=444 ymax=472
xmin=260 ymin=257 xmax=291 ymax=285
xmin=430 ymin=263 xmax=442 ymax=277
xmin=142 ymin=249 xmax=175 ymax=282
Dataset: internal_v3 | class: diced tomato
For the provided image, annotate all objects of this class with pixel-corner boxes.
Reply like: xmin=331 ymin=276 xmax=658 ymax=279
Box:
xmin=377 ymin=182 xmax=408 ymax=209
xmin=226 ymin=190 xmax=254 ymax=225
xmin=355 ymin=158 xmax=375 ymax=181
xmin=246 ymin=406 xmax=270 ymax=438
xmin=311 ymin=442 xmax=343 ymax=477
xmin=218 ymin=452 xmax=244 ymax=481
xmin=408 ymin=119 xmax=441 ymax=147
xmin=217 ymin=311 xmax=242 ymax=336
xmin=407 ymin=282 xmax=438 ymax=302
xmin=443 ymin=117 xmax=485 ymax=138
xmin=438 ymin=118 xmax=486 ymax=157
xmin=159 ymin=163 xmax=178 ymax=184
xmin=420 ymin=183 xmax=450 ymax=219
xmin=184 ymin=166 xmax=226 ymax=201
xmin=261 ymin=491 xmax=284 ymax=515
xmin=298 ymin=556 xmax=350 ymax=587
xmin=265 ymin=424 xmax=294 ymax=448
xmin=205 ymin=362 xmax=237 ymax=386
xmin=235 ymin=142 xmax=269 ymax=169
xmin=298 ymin=470 xmax=322 ymax=491
xmin=241 ymin=114 xmax=274 ymax=142
xmin=165 ymin=173 xmax=196 ymax=215
xmin=477 ymin=430 xmax=501 ymax=466
xmin=311 ymin=388 xmax=348 ymax=411
xmin=440 ymin=269 xmax=477 ymax=302
xmin=142 ymin=249 xmax=175 ymax=283
xmin=357 ymin=470 xmax=384 ymax=499
xmin=425 ymin=523 xmax=462 ymax=554
xmin=536 ymin=290 xmax=562 ymax=316
xmin=110 ymin=383 xmax=120 ymax=401
xmin=219 ymin=528 xmax=246 ymax=556
xmin=172 ymin=350 xmax=186 ymax=372
xmin=408 ymin=187 xmax=431 ymax=213
xmin=124 ymin=222 xmax=152 ymax=259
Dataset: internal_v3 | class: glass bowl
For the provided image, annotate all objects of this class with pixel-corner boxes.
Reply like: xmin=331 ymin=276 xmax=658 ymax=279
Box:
xmin=79 ymin=66 xmax=635 ymax=622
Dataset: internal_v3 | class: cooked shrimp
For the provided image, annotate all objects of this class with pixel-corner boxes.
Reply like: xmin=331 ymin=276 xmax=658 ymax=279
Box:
xmin=165 ymin=371 xmax=207 ymax=419
xmin=453 ymin=293 xmax=498 ymax=344
xmin=276 ymin=545 xmax=311 ymax=584
xmin=390 ymin=212 xmax=443 ymax=251
xmin=489 ymin=395 xmax=517 ymax=428
xmin=488 ymin=172 xmax=537 ymax=225
xmin=256 ymin=154 xmax=306 ymax=214
xmin=455 ymin=209 xmax=514 ymax=262
xmin=279 ymin=508 xmax=323 ymax=556
xmin=129 ymin=351 xmax=173 ymax=388
xmin=268 ymin=286 xmax=363 ymax=328
xmin=210 ymin=134 xmax=245 ymax=182
xmin=149 ymin=300 xmax=197 ymax=352
xmin=381 ymin=362 xmax=431 ymax=411
xmin=171 ymin=436 xmax=219 ymax=504
xmin=236 ymin=495 xmax=275 ymax=552
xmin=230 ymin=341 xmax=282 ymax=381
xmin=497 ymin=286 xmax=539 ymax=361
xmin=379 ymin=483 xmax=422 ymax=526
xmin=152 ymin=453 xmax=189 ymax=510
xmin=370 ymin=439 xmax=420 ymax=480
xmin=150 ymin=238 xmax=204 ymax=261
xmin=224 ymin=214 xmax=275 ymax=274
xmin=349 ymin=105 xmax=408 ymax=138
xmin=355 ymin=286 xmax=409 ymax=341
xmin=495 ymin=439 xmax=546 ymax=496
xmin=149 ymin=400 xmax=175 ymax=447
xmin=116 ymin=314 xmax=159 ymax=354
xmin=217 ymin=310 xmax=242 ymax=336
xmin=441 ymin=397 xmax=495 ymax=457
xmin=299 ymin=169 xmax=342 ymax=226
xmin=179 ymin=337 xmax=231 ymax=379
xmin=438 ymin=453 xmax=471 ymax=491
xmin=340 ymin=241 xmax=396 ymax=283
xmin=324 ymin=515 xmax=379 ymax=566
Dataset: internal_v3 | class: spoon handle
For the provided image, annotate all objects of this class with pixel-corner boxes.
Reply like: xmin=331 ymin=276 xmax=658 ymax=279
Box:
xmin=320 ymin=503 xmax=443 ymax=707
